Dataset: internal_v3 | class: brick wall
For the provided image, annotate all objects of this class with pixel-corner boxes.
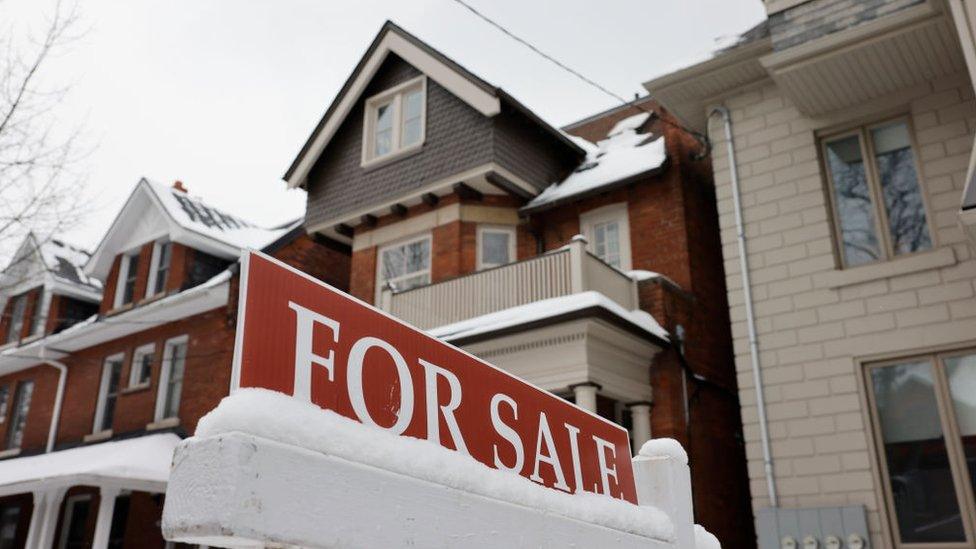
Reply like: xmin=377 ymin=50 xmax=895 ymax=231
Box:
xmin=709 ymin=72 xmax=976 ymax=545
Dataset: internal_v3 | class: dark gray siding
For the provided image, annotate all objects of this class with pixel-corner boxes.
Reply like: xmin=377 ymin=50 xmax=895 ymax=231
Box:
xmin=769 ymin=0 xmax=924 ymax=51
xmin=306 ymin=55 xmax=493 ymax=227
xmin=493 ymin=106 xmax=576 ymax=193
xmin=304 ymin=54 xmax=579 ymax=230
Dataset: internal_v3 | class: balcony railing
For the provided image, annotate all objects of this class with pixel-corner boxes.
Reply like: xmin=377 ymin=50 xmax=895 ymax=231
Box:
xmin=379 ymin=236 xmax=638 ymax=330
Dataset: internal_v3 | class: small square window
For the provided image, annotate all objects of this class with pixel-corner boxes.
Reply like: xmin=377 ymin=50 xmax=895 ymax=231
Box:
xmin=362 ymin=77 xmax=426 ymax=165
xmin=580 ymin=203 xmax=632 ymax=270
xmin=477 ymin=226 xmax=516 ymax=270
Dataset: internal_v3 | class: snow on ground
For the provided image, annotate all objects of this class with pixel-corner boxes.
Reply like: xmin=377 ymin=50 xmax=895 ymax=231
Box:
xmin=197 ymin=388 xmax=675 ymax=541
xmin=0 ymin=433 xmax=179 ymax=486
xmin=639 ymin=438 xmax=688 ymax=465
xmin=428 ymin=290 xmax=669 ymax=342
xmin=527 ymin=113 xmax=666 ymax=210
xmin=695 ymin=524 xmax=722 ymax=549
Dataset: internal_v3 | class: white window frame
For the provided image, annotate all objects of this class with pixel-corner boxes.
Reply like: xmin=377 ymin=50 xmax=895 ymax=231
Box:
xmin=375 ymin=233 xmax=432 ymax=303
xmin=361 ymin=75 xmax=427 ymax=167
xmin=27 ymin=289 xmax=49 ymax=337
xmin=57 ymin=494 xmax=93 ymax=549
xmin=476 ymin=225 xmax=517 ymax=270
xmin=145 ymin=240 xmax=172 ymax=298
xmin=155 ymin=335 xmax=188 ymax=422
xmin=128 ymin=343 xmax=156 ymax=389
xmin=580 ymin=203 xmax=632 ymax=270
xmin=113 ymin=250 xmax=141 ymax=308
xmin=4 ymin=381 xmax=32 ymax=450
xmin=93 ymin=353 xmax=124 ymax=434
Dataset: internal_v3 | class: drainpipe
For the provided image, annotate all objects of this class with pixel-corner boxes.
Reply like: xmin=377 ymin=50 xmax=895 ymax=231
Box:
xmin=709 ymin=106 xmax=778 ymax=508
xmin=39 ymin=346 xmax=67 ymax=453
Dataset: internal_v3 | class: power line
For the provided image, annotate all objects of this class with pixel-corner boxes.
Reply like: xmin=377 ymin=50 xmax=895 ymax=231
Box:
xmin=448 ymin=0 xmax=710 ymax=154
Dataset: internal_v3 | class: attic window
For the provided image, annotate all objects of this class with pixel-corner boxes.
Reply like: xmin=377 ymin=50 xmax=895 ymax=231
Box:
xmin=362 ymin=76 xmax=426 ymax=166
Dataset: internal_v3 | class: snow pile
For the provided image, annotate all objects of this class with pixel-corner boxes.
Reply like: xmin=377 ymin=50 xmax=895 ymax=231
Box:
xmin=428 ymin=290 xmax=669 ymax=342
xmin=694 ymin=524 xmax=722 ymax=549
xmin=628 ymin=270 xmax=662 ymax=282
xmin=0 ymin=433 xmax=179 ymax=486
xmin=143 ymin=179 xmax=297 ymax=251
xmin=526 ymin=113 xmax=666 ymax=210
xmin=639 ymin=438 xmax=688 ymax=465
xmin=197 ymin=389 xmax=675 ymax=541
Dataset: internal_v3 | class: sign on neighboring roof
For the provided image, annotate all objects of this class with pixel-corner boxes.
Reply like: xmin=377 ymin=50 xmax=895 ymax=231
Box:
xmin=232 ymin=251 xmax=638 ymax=503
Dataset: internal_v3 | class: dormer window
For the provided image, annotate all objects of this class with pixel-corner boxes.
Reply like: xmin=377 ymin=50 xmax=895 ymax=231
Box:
xmin=4 ymin=294 xmax=27 ymax=344
xmin=362 ymin=76 xmax=426 ymax=166
xmin=114 ymin=250 xmax=140 ymax=308
xmin=146 ymin=240 xmax=172 ymax=297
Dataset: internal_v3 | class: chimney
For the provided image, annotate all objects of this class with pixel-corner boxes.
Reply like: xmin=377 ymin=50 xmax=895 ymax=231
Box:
xmin=173 ymin=180 xmax=188 ymax=193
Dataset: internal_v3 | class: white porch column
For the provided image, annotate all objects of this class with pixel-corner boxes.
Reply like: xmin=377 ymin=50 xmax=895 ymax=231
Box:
xmin=26 ymin=487 xmax=66 ymax=549
xmin=570 ymin=382 xmax=599 ymax=413
xmin=628 ymin=402 xmax=653 ymax=452
xmin=91 ymin=486 xmax=120 ymax=549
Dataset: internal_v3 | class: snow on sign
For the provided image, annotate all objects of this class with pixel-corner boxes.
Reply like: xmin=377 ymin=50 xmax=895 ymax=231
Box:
xmin=232 ymin=251 xmax=638 ymax=503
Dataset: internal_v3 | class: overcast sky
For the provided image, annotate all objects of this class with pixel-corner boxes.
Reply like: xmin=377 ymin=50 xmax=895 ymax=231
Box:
xmin=2 ymin=0 xmax=765 ymax=253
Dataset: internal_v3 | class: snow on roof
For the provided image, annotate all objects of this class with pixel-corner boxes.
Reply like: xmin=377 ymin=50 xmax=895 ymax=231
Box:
xmin=0 ymin=433 xmax=179 ymax=488
xmin=38 ymin=238 xmax=101 ymax=291
xmin=198 ymin=389 xmax=675 ymax=541
xmin=428 ymin=290 xmax=669 ymax=342
xmin=143 ymin=179 xmax=299 ymax=252
xmin=525 ymin=114 xmax=667 ymax=211
xmin=643 ymin=18 xmax=769 ymax=84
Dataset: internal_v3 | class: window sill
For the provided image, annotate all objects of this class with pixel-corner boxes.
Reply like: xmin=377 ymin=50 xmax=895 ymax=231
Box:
xmin=0 ymin=448 xmax=21 ymax=459
xmin=147 ymin=417 xmax=179 ymax=431
xmin=106 ymin=303 xmax=135 ymax=317
xmin=361 ymin=143 xmax=423 ymax=172
xmin=20 ymin=334 xmax=43 ymax=345
xmin=137 ymin=292 xmax=169 ymax=306
xmin=122 ymin=383 xmax=151 ymax=395
xmin=84 ymin=430 xmax=113 ymax=443
xmin=815 ymin=247 xmax=957 ymax=289
xmin=0 ymin=342 xmax=17 ymax=352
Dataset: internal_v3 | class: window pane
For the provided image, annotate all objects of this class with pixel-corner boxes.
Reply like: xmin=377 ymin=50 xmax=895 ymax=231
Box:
xmin=154 ymin=242 xmax=171 ymax=294
xmin=481 ymin=231 xmax=511 ymax=267
xmin=825 ymin=136 xmax=881 ymax=266
xmin=0 ymin=505 xmax=20 ymax=549
xmin=401 ymin=89 xmax=423 ymax=147
xmin=871 ymin=361 xmax=966 ymax=543
xmin=405 ymin=240 xmax=430 ymax=274
xmin=164 ymin=343 xmax=186 ymax=418
xmin=61 ymin=497 xmax=92 ymax=549
xmin=123 ymin=255 xmax=139 ymax=304
xmin=5 ymin=296 xmax=26 ymax=343
xmin=381 ymin=247 xmax=405 ymax=281
xmin=28 ymin=293 xmax=45 ymax=336
xmin=0 ymin=386 xmax=8 ymax=422
xmin=134 ymin=350 xmax=153 ymax=386
xmin=593 ymin=221 xmax=621 ymax=267
xmin=871 ymin=122 xmax=931 ymax=256
xmin=5 ymin=381 xmax=33 ymax=449
xmin=374 ymin=102 xmax=393 ymax=157
xmin=945 ymin=352 xmax=976 ymax=505
xmin=99 ymin=359 xmax=123 ymax=431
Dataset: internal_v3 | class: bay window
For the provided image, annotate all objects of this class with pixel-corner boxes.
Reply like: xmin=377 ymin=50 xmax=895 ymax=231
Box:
xmin=866 ymin=349 xmax=976 ymax=545
xmin=362 ymin=76 xmax=426 ymax=165
xmin=377 ymin=235 xmax=431 ymax=295
xmin=822 ymin=119 xmax=932 ymax=268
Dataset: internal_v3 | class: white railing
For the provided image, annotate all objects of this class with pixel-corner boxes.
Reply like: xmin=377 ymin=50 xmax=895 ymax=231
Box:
xmin=381 ymin=236 xmax=638 ymax=329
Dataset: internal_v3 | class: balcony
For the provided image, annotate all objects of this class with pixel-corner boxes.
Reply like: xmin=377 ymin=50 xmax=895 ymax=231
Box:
xmin=379 ymin=236 xmax=638 ymax=330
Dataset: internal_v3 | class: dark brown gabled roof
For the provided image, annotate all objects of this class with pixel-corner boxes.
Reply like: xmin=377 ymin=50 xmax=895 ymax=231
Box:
xmin=283 ymin=20 xmax=585 ymax=187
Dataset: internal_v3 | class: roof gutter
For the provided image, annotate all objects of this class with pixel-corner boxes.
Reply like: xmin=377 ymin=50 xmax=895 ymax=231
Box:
xmin=710 ymin=105 xmax=777 ymax=508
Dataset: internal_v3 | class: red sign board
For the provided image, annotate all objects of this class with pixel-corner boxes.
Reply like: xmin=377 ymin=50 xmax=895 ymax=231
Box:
xmin=232 ymin=251 xmax=637 ymax=503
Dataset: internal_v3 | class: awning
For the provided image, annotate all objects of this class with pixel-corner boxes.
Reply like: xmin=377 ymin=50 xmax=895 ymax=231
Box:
xmin=0 ymin=434 xmax=179 ymax=497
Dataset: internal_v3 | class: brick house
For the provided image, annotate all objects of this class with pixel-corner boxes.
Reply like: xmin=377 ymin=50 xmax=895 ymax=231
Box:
xmin=645 ymin=0 xmax=976 ymax=546
xmin=284 ymin=21 xmax=754 ymax=546
xmin=0 ymin=179 xmax=349 ymax=547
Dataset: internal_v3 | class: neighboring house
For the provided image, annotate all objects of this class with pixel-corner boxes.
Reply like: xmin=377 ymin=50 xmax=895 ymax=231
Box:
xmin=285 ymin=21 xmax=754 ymax=546
xmin=645 ymin=0 xmax=976 ymax=547
xmin=0 ymin=179 xmax=349 ymax=547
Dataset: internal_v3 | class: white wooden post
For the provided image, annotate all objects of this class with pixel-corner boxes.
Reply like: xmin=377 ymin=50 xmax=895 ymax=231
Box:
xmin=568 ymin=234 xmax=588 ymax=293
xmin=628 ymin=402 xmax=653 ymax=452
xmin=379 ymin=287 xmax=392 ymax=311
xmin=570 ymin=382 xmax=599 ymax=413
xmin=26 ymin=487 xmax=67 ymax=549
xmin=632 ymin=441 xmax=695 ymax=549
xmin=91 ymin=486 xmax=120 ymax=549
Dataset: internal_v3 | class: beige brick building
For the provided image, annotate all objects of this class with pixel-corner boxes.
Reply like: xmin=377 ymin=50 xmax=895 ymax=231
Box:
xmin=647 ymin=0 xmax=976 ymax=547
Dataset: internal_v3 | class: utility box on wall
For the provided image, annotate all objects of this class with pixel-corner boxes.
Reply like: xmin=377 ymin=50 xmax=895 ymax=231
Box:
xmin=757 ymin=506 xmax=869 ymax=549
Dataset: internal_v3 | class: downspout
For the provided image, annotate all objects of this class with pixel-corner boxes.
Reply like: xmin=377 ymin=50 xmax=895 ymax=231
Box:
xmin=709 ymin=106 xmax=778 ymax=507
xmin=38 ymin=346 xmax=67 ymax=453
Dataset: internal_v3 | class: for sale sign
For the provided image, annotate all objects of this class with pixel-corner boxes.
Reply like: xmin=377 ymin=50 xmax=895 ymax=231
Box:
xmin=232 ymin=251 xmax=638 ymax=503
